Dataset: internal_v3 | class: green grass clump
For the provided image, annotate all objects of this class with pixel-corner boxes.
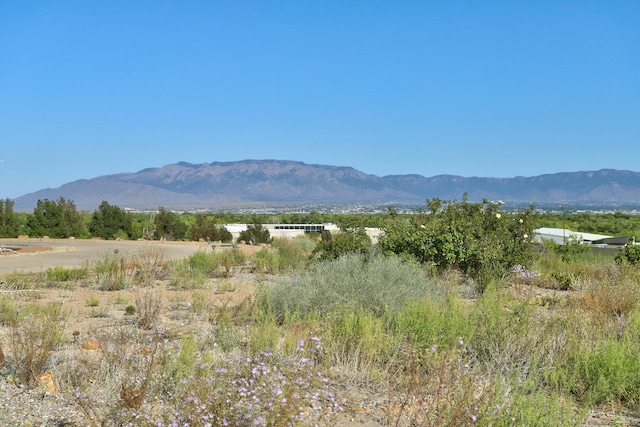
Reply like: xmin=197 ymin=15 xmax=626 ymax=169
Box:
xmin=168 ymin=261 xmax=209 ymax=290
xmin=93 ymin=252 xmax=130 ymax=291
xmin=1 ymin=272 xmax=42 ymax=290
xmin=174 ymin=249 xmax=247 ymax=284
xmin=252 ymin=237 xmax=315 ymax=274
xmin=85 ymin=297 xmax=100 ymax=307
xmin=394 ymin=294 xmax=474 ymax=349
xmin=45 ymin=266 xmax=87 ymax=283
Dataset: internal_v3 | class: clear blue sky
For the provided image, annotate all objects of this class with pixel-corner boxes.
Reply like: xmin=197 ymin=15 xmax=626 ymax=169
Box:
xmin=1 ymin=1 xmax=638 ymax=199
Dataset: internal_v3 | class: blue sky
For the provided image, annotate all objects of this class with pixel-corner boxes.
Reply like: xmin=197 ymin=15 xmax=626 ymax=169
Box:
xmin=1 ymin=1 xmax=638 ymax=199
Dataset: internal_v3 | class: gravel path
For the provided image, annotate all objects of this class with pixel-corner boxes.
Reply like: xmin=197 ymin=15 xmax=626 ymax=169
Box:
xmin=0 ymin=378 xmax=85 ymax=426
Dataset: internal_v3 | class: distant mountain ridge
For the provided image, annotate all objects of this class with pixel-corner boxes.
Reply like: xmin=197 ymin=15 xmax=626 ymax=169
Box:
xmin=12 ymin=160 xmax=640 ymax=211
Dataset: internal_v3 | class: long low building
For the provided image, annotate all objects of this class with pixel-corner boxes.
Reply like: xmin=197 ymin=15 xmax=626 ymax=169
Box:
xmin=224 ymin=223 xmax=382 ymax=243
xmin=225 ymin=223 xmax=340 ymax=240
xmin=534 ymin=227 xmax=635 ymax=247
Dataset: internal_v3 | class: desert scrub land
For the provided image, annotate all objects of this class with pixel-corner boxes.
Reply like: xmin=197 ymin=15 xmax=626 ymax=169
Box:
xmin=1 ymin=201 xmax=640 ymax=426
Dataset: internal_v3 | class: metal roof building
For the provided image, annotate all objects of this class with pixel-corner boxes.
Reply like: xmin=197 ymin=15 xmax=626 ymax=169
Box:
xmin=534 ymin=227 xmax=633 ymax=246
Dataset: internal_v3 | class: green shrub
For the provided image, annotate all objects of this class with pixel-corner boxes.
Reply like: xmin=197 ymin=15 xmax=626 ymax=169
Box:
xmin=311 ymin=228 xmax=372 ymax=261
xmin=187 ymin=251 xmax=214 ymax=275
xmin=210 ymin=249 xmax=246 ymax=277
xmin=615 ymin=243 xmax=640 ymax=265
xmin=247 ymin=311 xmax=281 ymax=354
xmin=554 ymin=330 xmax=640 ymax=407
xmin=379 ymin=196 xmax=538 ymax=292
xmin=264 ymin=252 xmax=440 ymax=321
xmin=253 ymin=247 xmax=281 ymax=274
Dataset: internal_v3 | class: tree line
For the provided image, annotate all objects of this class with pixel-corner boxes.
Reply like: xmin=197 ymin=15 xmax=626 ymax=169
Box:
xmin=1 ymin=196 xmax=638 ymax=244
xmin=0 ymin=198 xmax=233 ymax=242
xmin=0 ymin=197 xmax=388 ymax=242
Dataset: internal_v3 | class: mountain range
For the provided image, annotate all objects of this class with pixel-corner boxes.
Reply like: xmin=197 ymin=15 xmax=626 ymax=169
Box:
xmin=12 ymin=160 xmax=640 ymax=211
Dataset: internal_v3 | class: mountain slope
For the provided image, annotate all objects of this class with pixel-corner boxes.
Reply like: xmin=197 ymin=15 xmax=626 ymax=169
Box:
xmin=13 ymin=160 xmax=640 ymax=211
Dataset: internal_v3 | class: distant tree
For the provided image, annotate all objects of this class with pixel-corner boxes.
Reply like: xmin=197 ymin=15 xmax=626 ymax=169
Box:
xmin=237 ymin=219 xmax=272 ymax=245
xmin=26 ymin=197 xmax=86 ymax=238
xmin=154 ymin=206 xmax=187 ymax=241
xmin=0 ymin=198 xmax=20 ymax=237
xmin=88 ymin=201 xmax=133 ymax=240
xmin=187 ymin=214 xmax=232 ymax=242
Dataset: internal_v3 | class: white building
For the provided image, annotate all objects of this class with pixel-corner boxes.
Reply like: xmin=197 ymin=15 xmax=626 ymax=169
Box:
xmin=534 ymin=227 xmax=633 ymax=246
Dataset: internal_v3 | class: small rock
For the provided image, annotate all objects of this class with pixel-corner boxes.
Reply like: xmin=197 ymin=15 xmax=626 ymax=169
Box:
xmin=81 ymin=339 xmax=101 ymax=350
xmin=38 ymin=373 xmax=56 ymax=393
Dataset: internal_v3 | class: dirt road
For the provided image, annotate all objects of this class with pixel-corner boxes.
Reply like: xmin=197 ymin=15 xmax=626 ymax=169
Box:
xmin=0 ymin=238 xmax=211 ymax=276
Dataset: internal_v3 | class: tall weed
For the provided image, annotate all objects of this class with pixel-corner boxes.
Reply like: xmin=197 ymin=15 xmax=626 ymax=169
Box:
xmin=93 ymin=252 xmax=131 ymax=291
xmin=8 ymin=302 xmax=67 ymax=385
xmin=326 ymin=306 xmax=396 ymax=368
xmin=132 ymin=246 xmax=167 ymax=285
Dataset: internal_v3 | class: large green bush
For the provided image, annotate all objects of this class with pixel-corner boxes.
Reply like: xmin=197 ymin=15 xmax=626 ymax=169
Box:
xmin=311 ymin=228 xmax=371 ymax=261
xmin=379 ymin=196 xmax=538 ymax=291
xmin=615 ymin=243 xmax=640 ymax=265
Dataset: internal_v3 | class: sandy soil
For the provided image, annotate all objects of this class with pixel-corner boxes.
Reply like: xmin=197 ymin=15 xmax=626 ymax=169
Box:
xmin=0 ymin=238 xmax=262 ymax=277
